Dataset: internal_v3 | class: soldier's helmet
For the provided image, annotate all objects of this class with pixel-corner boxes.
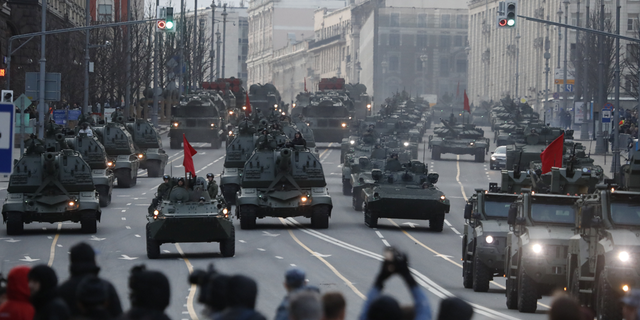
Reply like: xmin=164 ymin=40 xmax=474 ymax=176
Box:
xmin=163 ymin=175 xmax=170 ymax=180
xmin=206 ymin=173 xmax=214 ymax=178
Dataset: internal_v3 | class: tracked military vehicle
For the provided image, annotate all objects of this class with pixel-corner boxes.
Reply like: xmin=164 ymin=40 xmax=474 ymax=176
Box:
xmin=504 ymin=165 xmax=601 ymax=313
xmin=220 ymin=119 xmax=257 ymax=204
xmin=2 ymin=146 xmax=101 ymax=234
xmin=122 ymin=118 xmax=168 ymax=177
xmin=429 ymin=119 xmax=489 ymax=162
xmin=66 ymin=134 xmax=115 ymax=207
xmin=170 ymin=97 xmax=224 ymax=149
xmin=93 ymin=122 xmax=140 ymax=188
xmin=236 ymin=146 xmax=332 ymax=229
xmin=567 ymin=150 xmax=640 ymax=319
xmin=360 ymin=160 xmax=450 ymax=231
xmin=146 ymin=177 xmax=234 ymax=259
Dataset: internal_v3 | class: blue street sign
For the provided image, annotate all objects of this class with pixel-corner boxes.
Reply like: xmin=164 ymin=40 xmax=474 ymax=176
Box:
xmin=52 ymin=110 xmax=67 ymax=125
xmin=603 ymin=103 xmax=614 ymax=111
xmin=553 ymin=92 xmax=560 ymax=100
xmin=68 ymin=109 xmax=82 ymax=121
xmin=565 ymin=84 xmax=574 ymax=92
xmin=0 ymin=102 xmax=16 ymax=174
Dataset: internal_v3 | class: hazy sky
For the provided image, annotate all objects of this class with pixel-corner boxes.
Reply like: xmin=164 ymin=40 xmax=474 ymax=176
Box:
xmin=156 ymin=0 xmax=244 ymax=12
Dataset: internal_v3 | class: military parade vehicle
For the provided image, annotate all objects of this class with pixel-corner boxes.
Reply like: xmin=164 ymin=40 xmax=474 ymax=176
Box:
xmin=567 ymin=150 xmax=640 ymax=320
xmin=341 ymin=135 xmax=378 ymax=196
xmin=169 ymin=97 xmax=225 ymax=149
xmin=360 ymin=160 xmax=450 ymax=231
xmin=146 ymin=177 xmax=234 ymax=259
xmin=248 ymin=83 xmax=285 ymax=115
xmin=429 ymin=119 xmax=490 ymax=162
xmin=93 ymin=122 xmax=140 ymax=188
xmin=65 ymin=133 xmax=115 ymax=207
xmin=120 ymin=118 xmax=169 ymax=177
xmin=2 ymin=145 xmax=101 ymax=234
xmin=235 ymin=145 xmax=332 ymax=229
xmin=504 ymin=126 xmax=570 ymax=170
xmin=504 ymin=164 xmax=602 ymax=313
xmin=220 ymin=119 xmax=257 ymax=204
xmin=347 ymin=148 xmax=389 ymax=209
xmin=470 ymin=101 xmax=491 ymax=126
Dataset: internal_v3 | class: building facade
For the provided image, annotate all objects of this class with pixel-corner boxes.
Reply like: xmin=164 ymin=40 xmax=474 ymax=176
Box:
xmin=271 ymin=39 xmax=312 ymax=104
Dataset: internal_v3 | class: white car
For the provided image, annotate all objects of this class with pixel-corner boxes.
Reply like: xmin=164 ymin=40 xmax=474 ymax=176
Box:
xmin=490 ymin=146 xmax=507 ymax=170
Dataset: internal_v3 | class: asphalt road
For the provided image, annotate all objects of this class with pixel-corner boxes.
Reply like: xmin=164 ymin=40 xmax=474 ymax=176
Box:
xmin=0 ymin=127 xmax=555 ymax=320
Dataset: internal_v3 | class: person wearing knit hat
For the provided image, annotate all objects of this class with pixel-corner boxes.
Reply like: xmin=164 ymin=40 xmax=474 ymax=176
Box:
xmin=74 ymin=275 xmax=111 ymax=320
xmin=120 ymin=265 xmax=171 ymax=320
xmin=28 ymin=264 xmax=70 ymax=320
xmin=58 ymin=242 xmax=122 ymax=317
xmin=0 ymin=266 xmax=35 ymax=320
xmin=216 ymin=275 xmax=266 ymax=320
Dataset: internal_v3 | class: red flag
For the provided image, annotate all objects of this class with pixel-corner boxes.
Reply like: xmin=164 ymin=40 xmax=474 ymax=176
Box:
xmin=304 ymin=77 xmax=308 ymax=92
xmin=540 ymin=133 xmax=565 ymax=174
xmin=245 ymin=93 xmax=251 ymax=117
xmin=456 ymin=81 xmax=460 ymax=97
xmin=182 ymin=134 xmax=198 ymax=177
xmin=463 ymin=90 xmax=470 ymax=113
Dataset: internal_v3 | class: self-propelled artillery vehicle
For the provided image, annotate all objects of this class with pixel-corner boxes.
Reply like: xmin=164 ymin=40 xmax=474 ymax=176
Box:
xmin=120 ymin=118 xmax=168 ymax=177
xmin=2 ymin=144 xmax=101 ymax=234
xmin=220 ymin=119 xmax=257 ymax=204
xmin=93 ymin=122 xmax=140 ymax=188
xmin=429 ymin=119 xmax=490 ymax=162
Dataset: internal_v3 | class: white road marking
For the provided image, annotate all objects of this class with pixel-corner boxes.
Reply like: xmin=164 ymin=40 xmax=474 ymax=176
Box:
xmin=257 ymin=248 xmax=266 ymax=251
xmin=402 ymin=222 xmax=419 ymax=228
xmin=263 ymin=231 xmax=280 ymax=237
xmin=118 ymin=255 xmax=138 ymax=260
xmin=375 ymin=231 xmax=384 ymax=238
xmin=275 ymin=256 xmax=283 ymax=259
xmin=239 ymin=240 xmax=246 ymax=243
xmin=444 ymin=220 xmax=452 ymax=227
xmin=382 ymin=239 xmax=390 ymax=247
xmin=121 ymin=210 xmax=126 ymax=212
xmin=312 ymin=252 xmax=332 ymax=258
xmin=126 ymin=226 xmax=131 ymax=229
xmin=20 ymin=256 xmax=40 ymax=262
xmin=126 ymin=203 xmax=132 ymax=206
xmin=134 ymin=234 xmax=141 ymax=238
xmin=451 ymin=228 xmax=461 ymax=235
xmin=121 ymin=217 xmax=126 ymax=220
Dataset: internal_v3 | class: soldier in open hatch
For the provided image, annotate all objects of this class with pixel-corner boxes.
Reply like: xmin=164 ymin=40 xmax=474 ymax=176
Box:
xmin=206 ymin=173 xmax=218 ymax=199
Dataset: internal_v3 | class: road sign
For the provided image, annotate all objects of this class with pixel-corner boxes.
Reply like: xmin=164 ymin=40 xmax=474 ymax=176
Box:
xmin=565 ymin=84 xmax=574 ymax=92
xmin=603 ymin=102 xmax=614 ymax=111
xmin=25 ymin=72 xmax=61 ymax=101
xmin=553 ymin=92 xmax=560 ymax=100
xmin=602 ymin=110 xmax=612 ymax=123
xmin=554 ymin=67 xmax=575 ymax=84
xmin=14 ymin=94 xmax=32 ymax=111
xmin=0 ymin=102 xmax=16 ymax=174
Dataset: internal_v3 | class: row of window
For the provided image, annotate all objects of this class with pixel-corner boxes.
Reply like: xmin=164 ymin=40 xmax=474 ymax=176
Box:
xmin=384 ymin=55 xmax=467 ymax=76
xmin=384 ymin=13 xmax=468 ymax=29
xmin=379 ymin=33 xmax=468 ymax=48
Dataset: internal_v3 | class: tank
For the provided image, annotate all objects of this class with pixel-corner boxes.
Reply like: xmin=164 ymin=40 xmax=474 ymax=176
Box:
xmin=2 ymin=147 xmax=101 ymax=234
xmin=428 ymin=119 xmax=490 ymax=162
xmin=169 ymin=97 xmax=225 ymax=149
xmin=93 ymin=122 xmax=140 ymax=188
xmin=220 ymin=119 xmax=256 ymax=204
xmin=235 ymin=146 xmax=333 ymax=229
xmin=123 ymin=118 xmax=169 ymax=177
xmin=65 ymin=134 xmax=116 ymax=207
xmin=360 ymin=160 xmax=450 ymax=231
xmin=146 ymin=177 xmax=234 ymax=259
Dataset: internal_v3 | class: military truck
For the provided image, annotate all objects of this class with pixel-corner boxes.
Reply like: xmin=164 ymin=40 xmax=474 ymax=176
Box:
xmin=360 ymin=160 xmax=449 ymax=231
xmin=93 ymin=122 xmax=140 ymax=188
xmin=66 ymin=134 xmax=115 ymax=207
xmin=429 ymin=119 xmax=490 ymax=162
xmin=236 ymin=146 xmax=332 ymax=229
xmin=220 ymin=119 xmax=257 ymax=204
xmin=146 ymin=177 xmax=234 ymax=259
xmin=504 ymin=165 xmax=601 ymax=313
xmin=170 ymin=98 xmax=224 ymax=149
xmin=248 ymin=83 xmax=284 ymax=116
xmin=567 ymin=150 xmax=640 ymax=320
xmin=122 ymin=118 xmax=168 ymax=177
xmin=2 ymin=148 xmax=101 ymax=234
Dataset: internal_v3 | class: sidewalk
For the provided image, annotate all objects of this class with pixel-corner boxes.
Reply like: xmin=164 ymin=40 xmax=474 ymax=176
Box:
xmin=571 ymin=129 xmax=631 ymax=179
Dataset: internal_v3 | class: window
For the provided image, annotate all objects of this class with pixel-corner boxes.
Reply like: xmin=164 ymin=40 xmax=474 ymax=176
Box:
xmin=570 ymin=43 xmax=576 ymax=61
xmin=417 ymin=34 xmax=428 ymax=48
xmin=628 ymin=15 xmax=638 ymax=31
xmin=389 ymin=56 xmax=399 ymax=72
xmin=454 ymin=35 xmax=463 ymax=47
xmin=379 ymin=33 xmax=389 ymax=46
xmin=440 ymin=14 xmax=450 ymax=28
xmin=440 ymin=35 xmax=450 ymax=49
xmin=456 ymin=59 xmax=467 ymax=73
xmin=416 ymin=57 xmax=424 ymax=71
xmin=418 ymin=14 xmax=427 ymax=28
xmin=98 ymin=4 xmax=112 ymax=22
xmin=627 ymin=44 xmax=638 ymax=63
xmin=390 ymin=13 xmax=400 ymax=27
xmin=439 ymin=58 xmax=449 ymax=76
xmin=456 ymin=15 xmax=467 ymax=29
xmin=389 ymin=33 xmax=400 ymax=47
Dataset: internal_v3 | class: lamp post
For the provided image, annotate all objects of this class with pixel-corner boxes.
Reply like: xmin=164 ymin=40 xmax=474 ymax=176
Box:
xmin=581 ymin=0 xmax=591 ymax=140
xmin=216 ymin=28 xmax=221 ymax=79
xmin=210 ymin=2 xmax=215 ymax=82
xmin=420 ymin=53 xmax=428 ymax=96
xmin=612 ymin=0 xmax=621 ymax=180
xmin=221 ymin=4 xmax=227 ymax=78
xmin=556 ymin=6 xmax=563 ymax=127
xmin=562 ymin=0 xmax=570 ymax=125
xmin=515 ymin=33 xmax=521 ymax=100
xmin=83 ymin=0 xmax=89 ymax=114
xmin=544 ymin=21 xmax=551 ymax=124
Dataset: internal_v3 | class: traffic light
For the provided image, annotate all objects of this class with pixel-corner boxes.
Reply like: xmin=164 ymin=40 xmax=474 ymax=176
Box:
xmin=165 ymin=8 xmax=175 ymax=33
xmin=505 ymin=1 xmax=517 ymax=27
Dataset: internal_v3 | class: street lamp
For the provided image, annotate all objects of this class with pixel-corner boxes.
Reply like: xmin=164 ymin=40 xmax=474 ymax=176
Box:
xmin=562 ymin=0 xmax=570 ymax=127
xmin=420 ymin=53 xmax=428 ymax=96
xmin=216 ymin=28 xmax=221 ymax=79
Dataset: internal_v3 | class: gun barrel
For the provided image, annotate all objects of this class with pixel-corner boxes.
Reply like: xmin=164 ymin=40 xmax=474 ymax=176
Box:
xmin=278 ymin=148 xmax=292 ymax=172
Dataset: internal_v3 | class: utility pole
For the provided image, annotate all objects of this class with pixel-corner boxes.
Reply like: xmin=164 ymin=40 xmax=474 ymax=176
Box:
xmin=39 ymin=0 xmax=47 ymax=138
xmin=556 ymin=7 xmax=563 ymax=127
xmin=562 ymin=0 xmax=570 ymax=120
xmin=612 ymin=0 xmax=621 ymax=180
xmin=152 ymin=0 xmax=159 ymax=127
xmin=179 ymin=0 xmax=184 ymax=94
xmin=216 ymin=28 xmax=221 ymax=79
xmin=210 ymin=1 xmax=215 ymax=82
xmin=544 ymin=20 xmax=551 ymax=124
xmin=580 ymin=0 xmax=591 ymax=140
xmin=595 ymin=0 xmax=606 ymax=154
xmin=515 ymin=32 xmax=520 ymax=99
xmin=221 ymin=4 xmax=227 ymax=78
xmin=83 ymin=0 xmax=90 ymax=115
xmin=125 ymin=0 xmax=132 ymax=117
xmin=193 ymin=0 xmax=198 ymax=88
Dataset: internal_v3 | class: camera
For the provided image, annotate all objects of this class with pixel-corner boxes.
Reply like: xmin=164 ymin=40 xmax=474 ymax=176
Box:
xmin=383 ymin=247 xmax=407 ymax=273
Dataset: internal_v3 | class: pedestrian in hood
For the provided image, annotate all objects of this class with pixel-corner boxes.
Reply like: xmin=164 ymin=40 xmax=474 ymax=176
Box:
xmin=120 ymin=265 xmax=171 ymax=320
xmin=28 ymin=264 xmax=70 ymax=320
xmin=215 ymin=275 xmax=266 ymax=320
xmin=59 ymin=242 xmax=122 ymax=317
xmin=436 ymin=297 xmax=473 ymax=320
xmin=0 ymin=266 xmax=35 ymax=320
xmin=73 ymin=275 xmax=112 ymax=320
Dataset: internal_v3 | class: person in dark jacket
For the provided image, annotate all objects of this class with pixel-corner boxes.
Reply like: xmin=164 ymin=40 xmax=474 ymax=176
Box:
xmin=72 ymin=276 xmax=112 ymax=320
xmin=436 ymin=297 xmax=473 ymax=320
xmin=28 ymin=264 xmax=70 ymax=320
xmin=119 ymin=265 xmax=171 ymax=320
xmin=0 ymin=265 xmax=35 ymax=320
xmin=215 ymin=275 xmax=266 ymax=320
xmin=290 ymin=132 xmax=306 ymax=148
xmin=58 ymin=242 xmax=122 ymax=318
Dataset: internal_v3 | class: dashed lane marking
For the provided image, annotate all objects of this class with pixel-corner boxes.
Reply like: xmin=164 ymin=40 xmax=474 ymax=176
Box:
xmin=375 ymin=231 xmax=384 ymax=239
xmin=47 ymin=223 xmax=62 ymax=267
xmin=381 ymin=239 xmax=390 ymax=247
xmin=175 ymin=243 xmax=199 ymax=320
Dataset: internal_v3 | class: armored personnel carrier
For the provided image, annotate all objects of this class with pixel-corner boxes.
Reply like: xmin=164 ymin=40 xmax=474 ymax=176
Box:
xmin=236 ymin=146 xmax=332 ymax=229
xmin=2 ymin=147 xmax=101 ymax=234
xmin=429 ymin=119 xmax=490 ymax=162
xmin=220 ymin=119 xmax=257 ymax=204
xmin=170 ymin=97 xmax=225 ymax=149
xmin=121 ymin=118 xmax=168 ymax=177
xmin=566 ymin=150 xmax=640 ymax=319
xmin=146 ymin=177 xmax=234 ymax=259
xmin=93 ymin=122 xmax=140 ymax=188
xmin=360 ymin=160 xmax=450 ymax=231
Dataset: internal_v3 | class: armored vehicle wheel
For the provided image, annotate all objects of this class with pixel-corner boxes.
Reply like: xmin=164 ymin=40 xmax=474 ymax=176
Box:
xmin=463 ymin=258 xmax=473 ymax=289
xmin=517 ymin=269 xmax=538 ymax=313
xmin=116 ymin=169 xmax=133 ymax=188
xmin=597 ymin=273 xmax=622 ymax=320
xmin=431 ymin=146 xmax=441 ymax=160
xmin=147 ymin=161 xmax=163 ymax=177
xmin=146 ymin=225 xmax=161 ymax=259
xmin=80 ymin=211 xmax=98 ymax=234
xmin=352 ymin=193 xmax=363 ymax=211
xmin=97 ymin=186 xmax=112 ymax=207
xmin=220 ymin=227 xmax=235 ymax=257
xmin=6 ymin=212 xmax=23 ymax=235
xmin=475 ymin=149 xmax=485 ymax=163
xmin=311 ymin=205 xmax=330 ymax=229
xmin=342 ymin=181 xmax=352 ymax=195
xmin=170 ymin=138 xmax=181 ymax=149
xmin=569 ymin=268 xmax=582 ymax=300
xmin=364 ymin=207 xmax=378 ymax=228
xmin=429 ymin=214 xmax=445 ymax=232
xmin=239 ymin=205 xmax=257 ymax=230
xmin=473 ymin=252 xmax=491 ymax=292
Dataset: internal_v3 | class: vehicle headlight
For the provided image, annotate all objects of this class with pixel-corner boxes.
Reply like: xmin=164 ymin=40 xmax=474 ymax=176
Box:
xmin=242 ymin=106 xmax=247 ymax=110
xmin=619 ymin=251 xmax=630 ymax=262
xmin=623 ymin=285 xmax=630 ymax=292
xmin=292 ymin=103 xmax=296 ymax=108
xmin=350 ymin=140 xmax=355 ymax=145
xmin=172 ymin=122 xmax=179 ymax=128
xmin=137 ymin=154 xmax=144 ymax=159
xmin=469 ymin=142 xmax=475 ymax=146
xmin=282 ymin=112 xmax=286 ymax=115
xmin=107 ymin=161 xmax=114 ymax=167
xmin=341 ymin=123 xmax=347 ymax=128
xmin=228 ymin=130 xmax=233 ymax=136
xmin=485 ymin=235 xmax=494 ymax=244
xmin=403 ymin=142 xmax=409 ymax=147
xmin=274 ymin=104 xmax=278 ymax=109
xmin=211 ymin=123 xmax=215 ymax=127
xmin=222 ymin=208 xmax=228 ymax=214
xmin=440 ymin=195 xmax=446 ymax=200
xmin=229 ymin=110 xmax=234 ymax=115
xmin=532 ymin=244 xmax=543 ymax=254
xmin=491 ymin=156 xmax=496 ymax=161
xmin=153 ymin=209 xmax=159 ymax=219
xmin=301 ymin=196 xmax=308 ymax=202
xmin=367 ymin=104 xmax=372 ymax=109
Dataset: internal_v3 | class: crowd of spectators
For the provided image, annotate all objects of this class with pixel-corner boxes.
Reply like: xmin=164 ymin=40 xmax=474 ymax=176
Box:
xmin=1 ymin=242 xmax=638 ymax=320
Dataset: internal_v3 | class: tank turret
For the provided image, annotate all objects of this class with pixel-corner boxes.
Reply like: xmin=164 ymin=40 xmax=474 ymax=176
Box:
xmin=93 ymin=123 xmax=140 ymax=188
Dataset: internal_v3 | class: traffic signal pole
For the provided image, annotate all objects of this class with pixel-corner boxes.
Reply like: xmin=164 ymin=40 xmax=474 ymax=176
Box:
xmin=153 ymin=0 xmax=159 ymax=127
xmin=39 ymin=0 xmax=47 ymax=139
